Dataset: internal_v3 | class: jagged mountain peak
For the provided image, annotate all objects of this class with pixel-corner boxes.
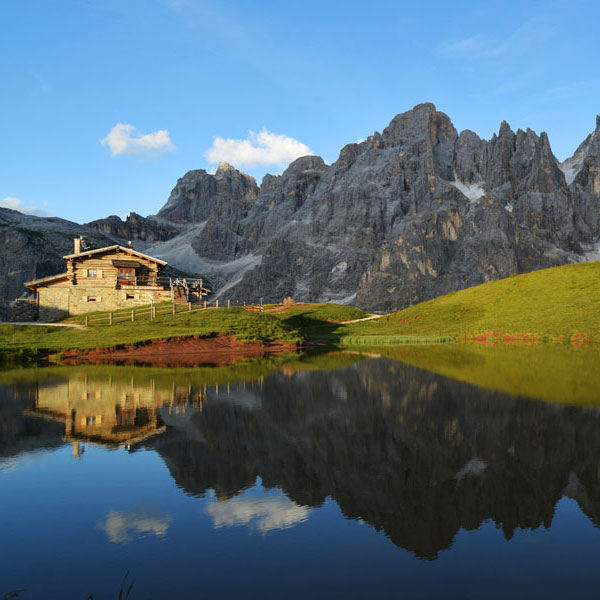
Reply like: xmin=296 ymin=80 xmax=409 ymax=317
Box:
xmin=383 ymin=102 xmax=457 ymax=146
xmin=498 ymin=120 xmax=513 ymax=137
xmin=216 ymin=161 xmax=236 ymax=173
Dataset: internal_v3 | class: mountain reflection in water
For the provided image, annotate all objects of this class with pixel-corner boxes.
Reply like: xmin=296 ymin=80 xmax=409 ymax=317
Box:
xmin=2 ymin=349 xmax=600 ymax=563
xmin=0 ymin=349 xmax=600 ymax=597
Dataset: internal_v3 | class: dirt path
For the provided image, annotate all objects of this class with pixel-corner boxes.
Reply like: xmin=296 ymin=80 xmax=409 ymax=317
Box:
xmin=339 ymin=314 xmax=387 ymax=324
xmin=1 ymin=322 xmax=86 ymax=329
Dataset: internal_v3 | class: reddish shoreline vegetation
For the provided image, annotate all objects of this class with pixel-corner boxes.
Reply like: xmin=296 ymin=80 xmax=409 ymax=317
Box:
xmin=60 ymin=334 xmax=300 ymax=367
xmin=460 ymin=332 xmax=594 ymax=346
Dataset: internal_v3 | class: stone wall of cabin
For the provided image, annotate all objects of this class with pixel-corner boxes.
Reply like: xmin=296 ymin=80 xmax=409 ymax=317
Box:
xmin=67 ymin=286 xmax=173 ymax=315
xmin=35 ymin=286 xmax=173 ymax=320
xmin=38 ymin=288 xmax=70 ymax=321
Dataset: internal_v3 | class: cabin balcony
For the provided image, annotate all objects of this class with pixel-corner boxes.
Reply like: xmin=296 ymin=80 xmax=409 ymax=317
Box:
xmin=116 ymin=275 xmax=165 ymax=290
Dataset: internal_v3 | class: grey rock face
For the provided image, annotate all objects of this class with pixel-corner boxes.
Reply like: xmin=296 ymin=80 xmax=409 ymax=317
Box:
xmin=158 ymin=161 xmax=259 ymax=225
xmin=86 ymin=212 xmax=180 ymax=243
xmin=3 ymin=104 xmax=600 ymax=313
xmin=151 ymin=103 xmax=597 ymax=311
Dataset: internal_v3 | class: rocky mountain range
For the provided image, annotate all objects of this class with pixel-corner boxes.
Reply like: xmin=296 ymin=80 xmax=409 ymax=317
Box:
xmin=2 ymin=103 xmax=599 ymax=318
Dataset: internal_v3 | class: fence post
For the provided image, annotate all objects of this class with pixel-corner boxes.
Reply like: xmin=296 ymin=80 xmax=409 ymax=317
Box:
xmin=85 ymin=315 xmax=88 ymax=327
xmin=172 ymin=302 xmax=175 ymax=315
xmin=150 ymin=300 xmax=154 ymax=320
xmin=216 ymin=299 xmax=219 ymax=308
xmin=203 ymin=300 xmax=206 ymax=309
xmin=227 ymin=299 xmax=230 ymax=309
xmin=188 ymin=301 xmax=191 ymax=312
xmin=131 ymin=309 xmax=134 ymax=322
xmin=109 ymin=312 xmax=113 ymax=325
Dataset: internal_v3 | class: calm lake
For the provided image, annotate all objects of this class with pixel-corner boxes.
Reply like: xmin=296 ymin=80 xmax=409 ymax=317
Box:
xmin=1 ymin=346 xmax=600 ymax=599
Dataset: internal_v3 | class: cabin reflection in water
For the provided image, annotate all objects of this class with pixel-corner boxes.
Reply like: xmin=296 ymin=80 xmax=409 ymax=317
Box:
xmin=25 ymin=373 xmax=208 ymax=448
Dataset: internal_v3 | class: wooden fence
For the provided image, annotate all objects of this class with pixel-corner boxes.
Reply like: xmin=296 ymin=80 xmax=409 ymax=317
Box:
xmin=80 ymin=299 xmax=263 ymax=327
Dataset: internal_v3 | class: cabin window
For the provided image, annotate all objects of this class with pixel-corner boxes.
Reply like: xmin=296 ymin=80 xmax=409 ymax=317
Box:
xmin=87 ymin=296 xmax=100 ymax=302
xmin=125 ymin=293 xmax=136 ymax=300
xmin=87 ymin=269 xmax=97 ymax=278
xmin=86 ymin=416 xmax=97 ymax=426
xmin=118 ymin=267 xmax=135 ymax=281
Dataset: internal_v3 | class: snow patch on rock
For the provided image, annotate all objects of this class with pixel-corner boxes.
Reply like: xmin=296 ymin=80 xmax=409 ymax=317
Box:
xmin=339 ymin=292 xmax=357 ymax=305
xmin=450 ymin=180 xmax=486 ymax=202
xmin=582 ymin=242 xmax=600 ymax=262
xmin=559 ymin=155 xmax=584 ymax=185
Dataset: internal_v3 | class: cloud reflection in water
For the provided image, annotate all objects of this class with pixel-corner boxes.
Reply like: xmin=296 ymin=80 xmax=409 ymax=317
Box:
xmin=98 ymin=508 xmax=173 ymax=544
xmin=205 ymin=494 xmax=310 ymax=534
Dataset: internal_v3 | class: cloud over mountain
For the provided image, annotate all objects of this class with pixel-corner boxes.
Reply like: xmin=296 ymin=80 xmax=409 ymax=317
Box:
xmin=101 ymin=123 xmax=175 ymax=157
xmin=205 ymin=129 xmax=312 ymax=169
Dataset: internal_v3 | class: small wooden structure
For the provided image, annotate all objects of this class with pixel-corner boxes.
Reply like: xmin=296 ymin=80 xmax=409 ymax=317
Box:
xmin=24 ymin=238 xmax=208 ymax=320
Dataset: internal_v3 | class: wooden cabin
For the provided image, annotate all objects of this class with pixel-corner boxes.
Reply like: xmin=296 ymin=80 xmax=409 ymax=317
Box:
xmin=24 ymin=238 xmax=205 ymax=321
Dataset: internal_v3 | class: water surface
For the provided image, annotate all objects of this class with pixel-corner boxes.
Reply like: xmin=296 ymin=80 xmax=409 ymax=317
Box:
xmin=1 ymin=347 xmax=600 ymax=599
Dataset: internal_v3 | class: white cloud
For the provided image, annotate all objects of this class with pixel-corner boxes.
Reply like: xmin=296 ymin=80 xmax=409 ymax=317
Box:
xmin=205 ymin=495 xmax=310 ymax=534
xmin=205 ymin=129 xmax=312 ymax=169
xmin=0 ymin=197 xmax=51 ymax=217
xmin=97 ymin=508 xmax=173 ymax=544
xmin=101 ymin=123 xmax=175 ymax=157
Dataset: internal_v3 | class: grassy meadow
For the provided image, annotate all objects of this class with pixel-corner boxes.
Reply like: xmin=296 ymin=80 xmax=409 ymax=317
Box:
xmin=0 ymin=307 xmax=303 ymax=358
xmin=1 ymin=262 xmax=599 ymax=361
xmin=317 ymin=262 xmax=600 ymax=342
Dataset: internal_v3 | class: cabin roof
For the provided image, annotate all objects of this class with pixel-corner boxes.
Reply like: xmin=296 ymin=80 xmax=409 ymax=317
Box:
xmin=24 ymin=272 xmax=69 ymax=289
xmin=63 ymin=244 xmax=168 ymax=266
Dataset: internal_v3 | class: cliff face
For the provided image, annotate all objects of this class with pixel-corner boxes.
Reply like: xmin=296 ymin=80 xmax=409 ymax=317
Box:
xmin=3 ymin=104 xmax=600 ymax=313
xmin=143 ymin=104 xmax=600 ymax=310
xmin=86 ymin=212 xmax=180 ymax=243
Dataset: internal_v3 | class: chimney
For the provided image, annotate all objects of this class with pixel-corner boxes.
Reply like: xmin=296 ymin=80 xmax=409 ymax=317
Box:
xmin=74 ymin=237 xmax=82 ymax=254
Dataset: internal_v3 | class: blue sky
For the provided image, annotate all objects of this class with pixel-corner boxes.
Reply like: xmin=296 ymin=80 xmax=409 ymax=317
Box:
xmin=1 ymin=0 xmax=599 ymax=223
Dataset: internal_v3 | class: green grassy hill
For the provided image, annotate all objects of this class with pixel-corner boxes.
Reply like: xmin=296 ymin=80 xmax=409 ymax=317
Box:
xmin=340 ymin=262 xmax=600 ymax=341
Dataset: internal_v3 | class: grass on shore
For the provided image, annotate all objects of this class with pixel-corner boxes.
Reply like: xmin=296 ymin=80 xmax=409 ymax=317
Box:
xmin=0 ymin=307 xmax=302 ymax=355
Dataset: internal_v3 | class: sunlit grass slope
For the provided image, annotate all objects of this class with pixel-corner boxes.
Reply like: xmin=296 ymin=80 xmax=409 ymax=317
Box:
xmin=344 ymin=262 xmax=600 ymax=340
